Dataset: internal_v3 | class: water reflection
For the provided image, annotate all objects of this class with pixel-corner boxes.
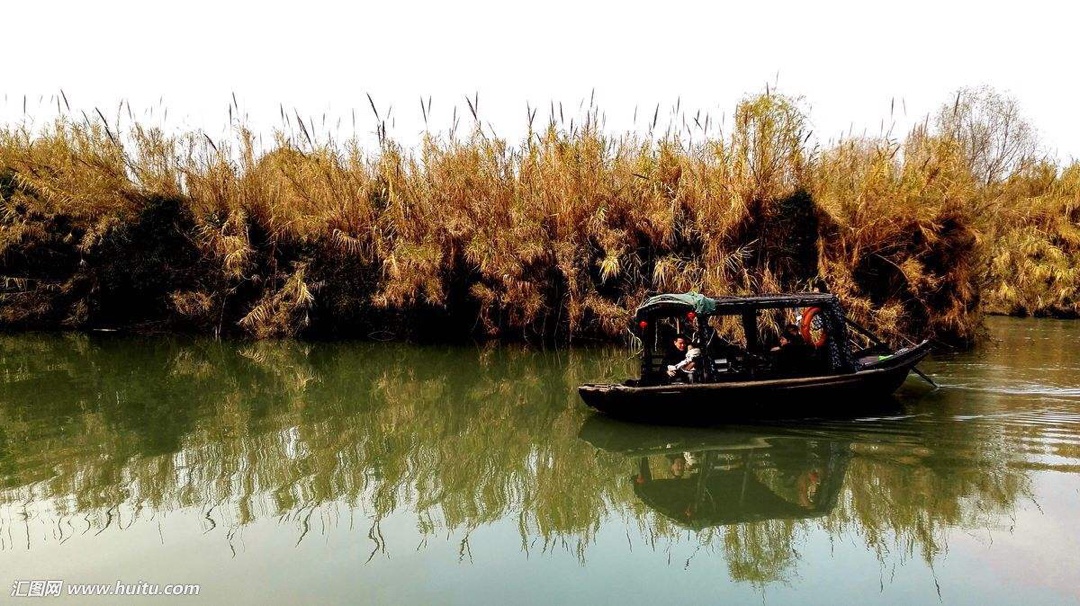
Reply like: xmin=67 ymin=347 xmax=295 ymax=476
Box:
xmin=578 ymin=408 xmax=1042 ymax=584
xmin=580 ymin=418 xmax=850 ymax=529
xmin=0 ymin=333 xmax=630 ymax=556
xmin=0 ymin=319 xmax=1077 ymax=599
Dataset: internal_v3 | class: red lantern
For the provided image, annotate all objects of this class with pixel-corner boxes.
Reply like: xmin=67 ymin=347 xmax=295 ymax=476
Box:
xmin=638 ymin=320 xmax=648 ymax=329
xmin=686 ymin=311 xmax=696 ymax=321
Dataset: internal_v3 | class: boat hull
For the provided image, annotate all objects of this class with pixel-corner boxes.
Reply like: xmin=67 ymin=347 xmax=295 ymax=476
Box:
xmin=579 ymin=342 xmax=930 ymax=424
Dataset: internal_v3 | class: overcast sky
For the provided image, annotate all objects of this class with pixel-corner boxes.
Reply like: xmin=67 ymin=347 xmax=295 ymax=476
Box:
xmin=4 ymin=0 xmax=1078 ymax=161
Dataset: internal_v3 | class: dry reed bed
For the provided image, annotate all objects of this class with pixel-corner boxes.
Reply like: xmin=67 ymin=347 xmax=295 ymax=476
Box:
xmin=1 ymin=88 xmax=1076 ymax=346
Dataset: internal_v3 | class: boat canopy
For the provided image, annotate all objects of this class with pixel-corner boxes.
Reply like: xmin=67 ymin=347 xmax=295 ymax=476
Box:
xmin=633 ymin=292 xmax=840 ymax=321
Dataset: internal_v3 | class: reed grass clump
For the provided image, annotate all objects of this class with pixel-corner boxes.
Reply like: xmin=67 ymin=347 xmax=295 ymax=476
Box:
xmin=0 ymin=86 xmax=1072 ymax=346
xmin=811 ymin=130 xmax=982 ymax=345
xmin=981 ymin=162 xmax=1080 ymax=317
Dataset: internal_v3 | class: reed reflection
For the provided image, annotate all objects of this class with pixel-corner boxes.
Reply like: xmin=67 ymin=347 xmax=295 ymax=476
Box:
xmin=0 ymin=333 xmax=631 ymax=556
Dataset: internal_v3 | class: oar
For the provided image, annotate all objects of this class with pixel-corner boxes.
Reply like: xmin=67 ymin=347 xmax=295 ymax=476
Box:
xmin=912 ymin=366 xmax=939 ymax=389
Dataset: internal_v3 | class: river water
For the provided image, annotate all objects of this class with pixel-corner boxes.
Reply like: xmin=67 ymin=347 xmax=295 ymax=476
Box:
xmin=1 ymin=317 xmax=1078 ymax=604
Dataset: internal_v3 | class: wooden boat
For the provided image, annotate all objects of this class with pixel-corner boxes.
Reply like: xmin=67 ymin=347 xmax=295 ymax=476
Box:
xmin=578 ymin=292 xmax=931 ymax=423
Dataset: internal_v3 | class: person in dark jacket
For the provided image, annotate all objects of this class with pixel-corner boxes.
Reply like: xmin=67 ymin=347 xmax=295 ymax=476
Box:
xmin=772 ymin=324 xmax=811 ymax=375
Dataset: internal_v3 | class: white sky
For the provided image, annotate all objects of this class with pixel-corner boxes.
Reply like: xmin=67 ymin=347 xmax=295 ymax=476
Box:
xmin=4 ymin=0 xmax=1078 ymax=161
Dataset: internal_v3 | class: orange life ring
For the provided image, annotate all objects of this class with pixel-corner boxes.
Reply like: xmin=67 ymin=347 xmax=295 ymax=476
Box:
xmin=800 ymin=307 xmax=828 ymax=348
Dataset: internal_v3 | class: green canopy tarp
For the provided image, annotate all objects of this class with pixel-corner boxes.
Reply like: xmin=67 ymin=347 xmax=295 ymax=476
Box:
xmin=636 ymin=292 xmax=718 ymax=316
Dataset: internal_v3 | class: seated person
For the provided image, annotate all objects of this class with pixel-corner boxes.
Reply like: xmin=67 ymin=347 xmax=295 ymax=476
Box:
xmin=666 ymin=335 xmax=703 ymax=381
xmin=663 ymin=333 xmax=690 ymax=366
xmin=771 ymin=324 xmax=811 ymax=375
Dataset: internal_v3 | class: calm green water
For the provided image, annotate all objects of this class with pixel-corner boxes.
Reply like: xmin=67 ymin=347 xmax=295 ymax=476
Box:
xmin=1 ymin=317 xmax=1078 ymax=604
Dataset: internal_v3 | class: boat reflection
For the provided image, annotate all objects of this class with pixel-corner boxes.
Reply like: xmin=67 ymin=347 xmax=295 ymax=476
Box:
xmin=580 ymin=417 xmax=851 ymax=529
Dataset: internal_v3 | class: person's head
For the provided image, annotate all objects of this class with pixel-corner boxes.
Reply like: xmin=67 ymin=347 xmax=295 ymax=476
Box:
xmin=780 ymin=324 xmax=801 ymax=345
xmin=673 ymin=334 xmax=689 ymax=351
xmin=670 ymin=454 xmax=687 ymax=478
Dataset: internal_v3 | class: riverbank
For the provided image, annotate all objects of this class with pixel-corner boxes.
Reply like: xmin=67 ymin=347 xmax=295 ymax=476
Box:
xmin=1 ymin=87 xmax=1076 ymax=347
